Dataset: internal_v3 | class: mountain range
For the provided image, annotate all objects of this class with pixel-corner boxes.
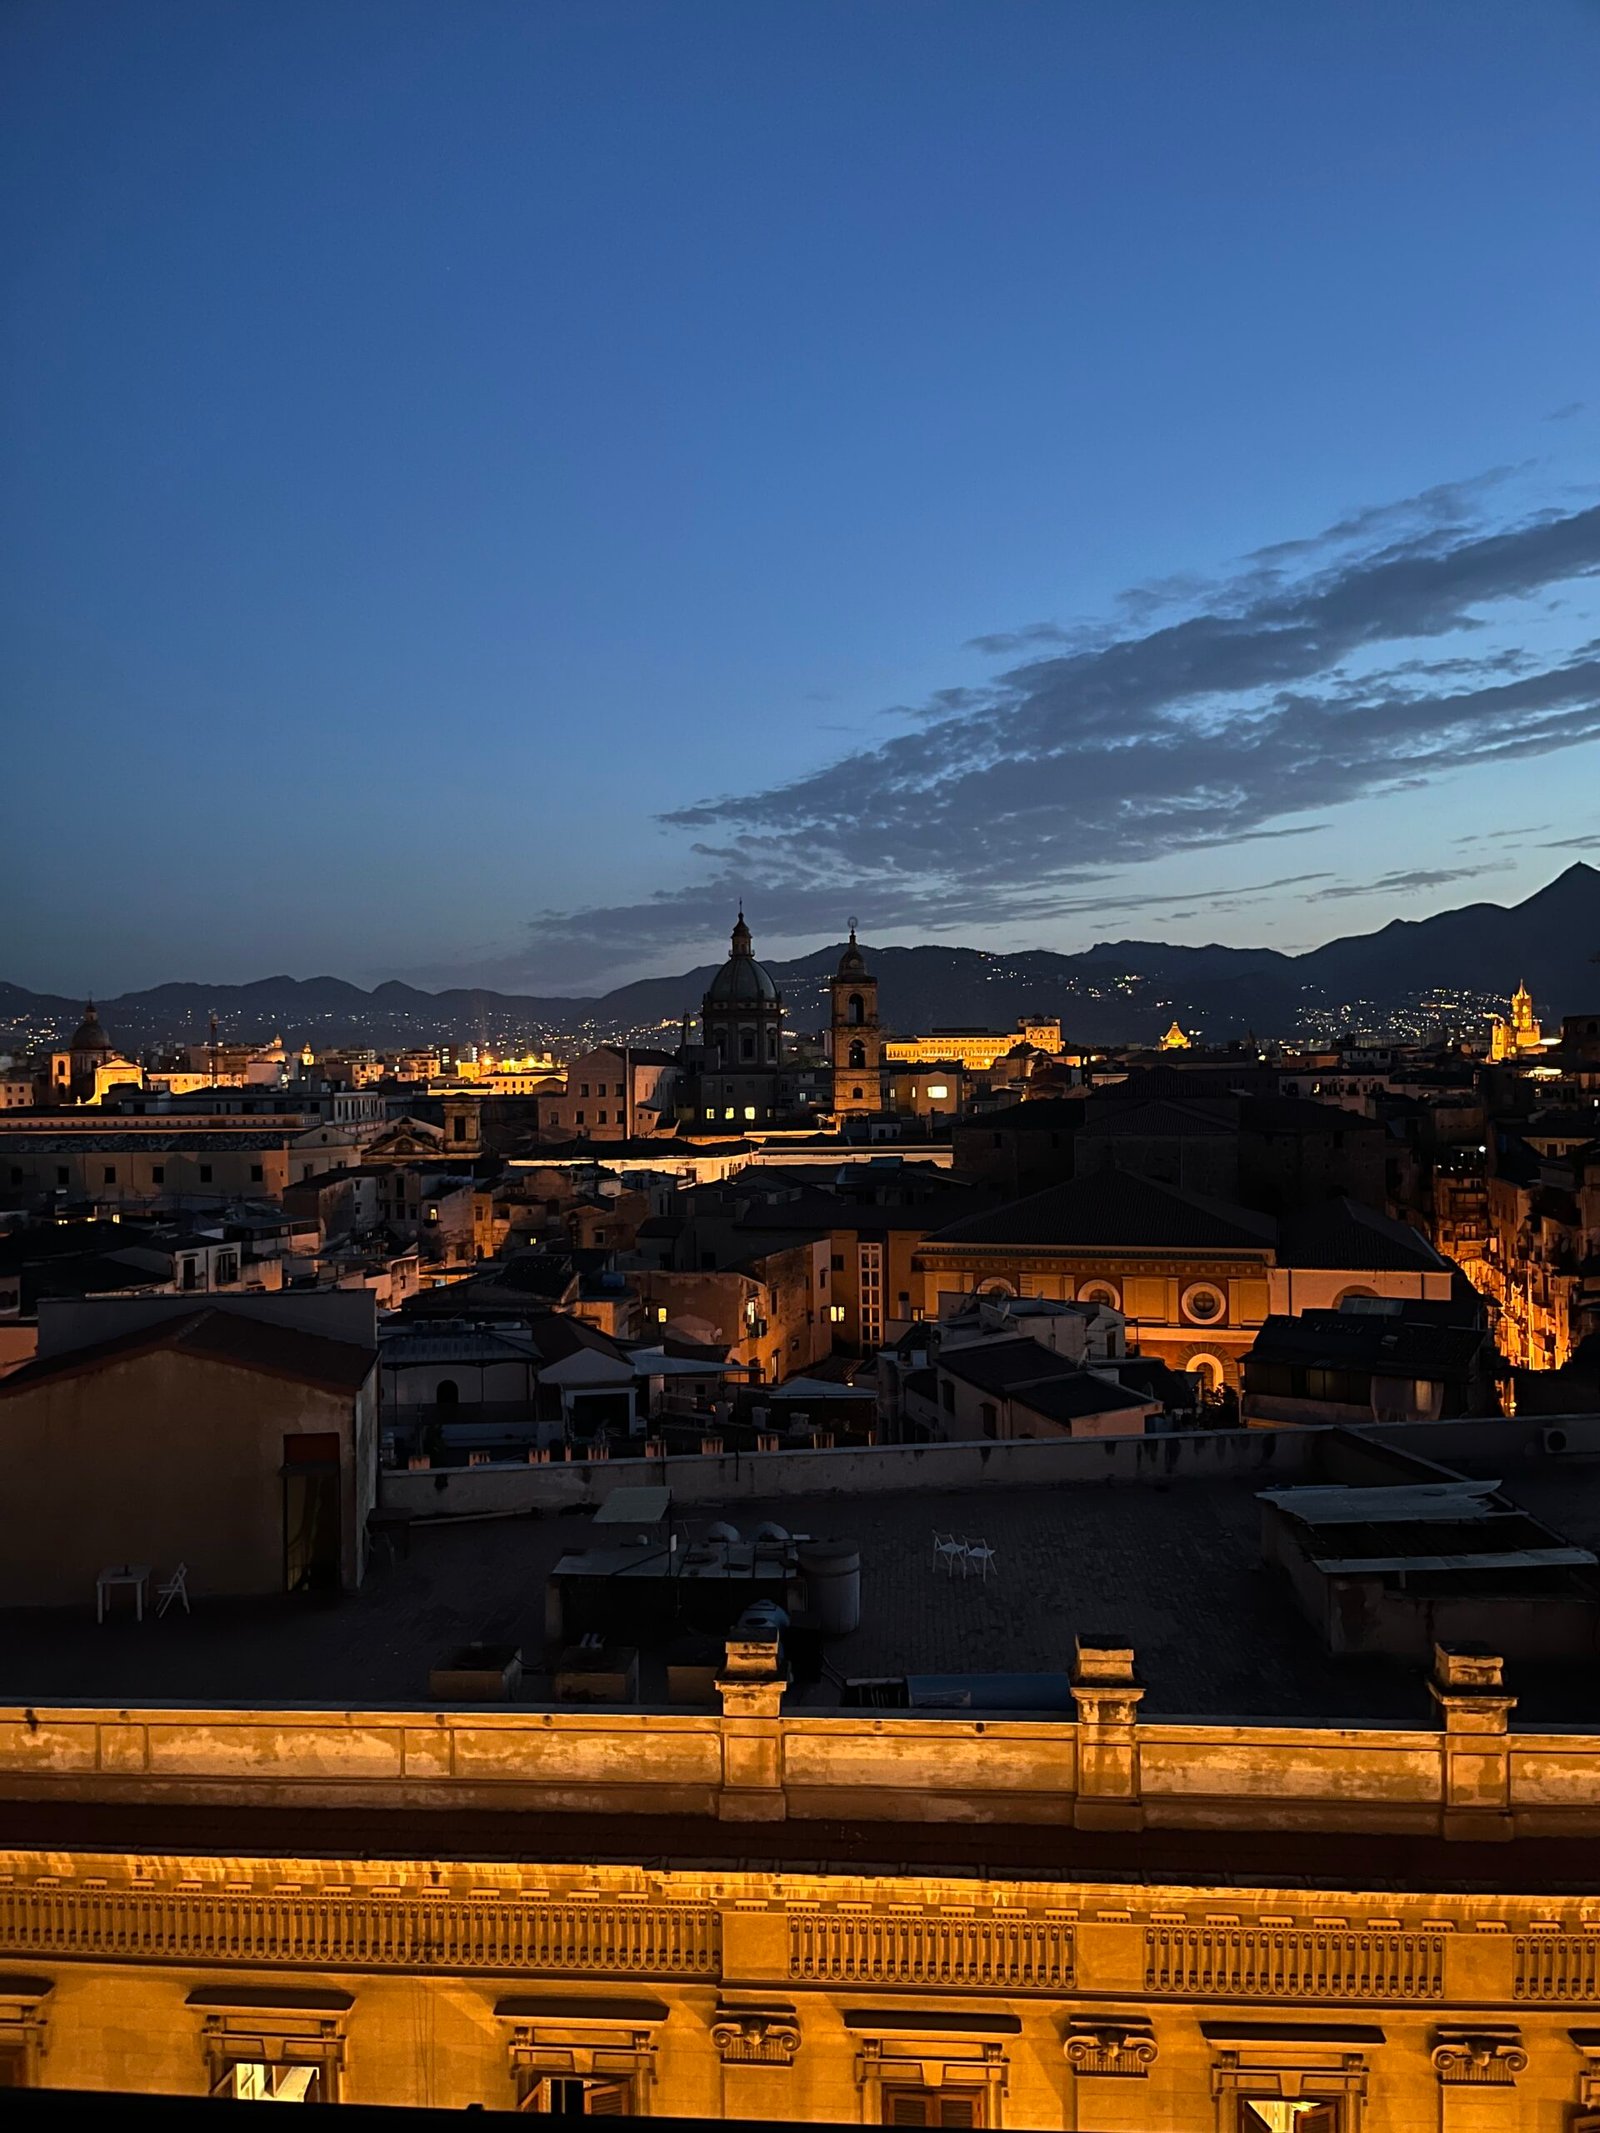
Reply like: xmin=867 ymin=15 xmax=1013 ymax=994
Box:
xmin=5 ymin=864 xmax=1599 ymax=1056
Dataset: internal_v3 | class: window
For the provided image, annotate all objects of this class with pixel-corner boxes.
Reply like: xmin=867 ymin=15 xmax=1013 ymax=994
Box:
xmin=848 ymin=1040 xmax=866 ymax=1070
xmin=453 ymin=1115 xmax=468 ymax=1141
xmin=1181 ymin=1282 xmax=1226 ymax=1325
xmin=941 ymin=1380 xmax=955 ymax=1414
xmin=522 ymin=2077 xmax=631 ymax=2115
xmin=580 ymin=1083 xmax=590 ymax=1098
xmin=828 ymin=1304 xmax=846 ymax=1323
xmin=979 ymin=1401 xmax=998 ymax=1439
xmin=103 ymin=1165 xmax=115 ymax=1184
xmin=152 ymin=1165 xmax=165 ymax=1184
xmin=219 ymin=2062 xmax=325 ymax=2102
xmin=831 ymin=1254 xmax=845 ymax=1271
xmin=848 ymin=993 xmax=865 ymax=1025
xmin=575 ymin=1111 xmax=585 ymax=1126
xmin=885 ymin=2093 xmax=979 ymax=2127
xmin=724 ymin=1107 xmax=735 ymax=1120
xmin=614 ymin=1083 xmax=624 ymax=1097
xmin=250 ymin=1164 xmax=264 ymax=1183
xmin=56 ymin=1167 xmax=68 ymax=1186
xmin=597 ymin=1110 xmax=608 ymax=1125
xmin=199 ymin=1165 xmax=213 ymax=1183
xmin=852 ymin=1087 xmax=864 ymax=1100
xmin=1078 ymin=1281 xmax=1120 ymax=1309
xmin=926 ymin=1084 xmax=948 ymax=1099
xmin=741 ymin=1033 xmax=756 ymax=1061
xmin=743 ymin=1105 xmax=757 ymax=1121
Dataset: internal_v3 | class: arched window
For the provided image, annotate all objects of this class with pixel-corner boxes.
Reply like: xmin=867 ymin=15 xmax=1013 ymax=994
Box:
xmin=848 ymin=993 xmax=865 ymax=1025
xmin=766 ymin=1027 xmax=777 ymax=1061
xmin=848 ymin=1039 xmax=866 ymax=1069
xmin=435 ymin=1379 xmax=459 ymax=1410
xmin=740 ymin=1030 xmax=756 ymax=1061
xmin=1188 ymin=1354 xmax=1224 ymax=1394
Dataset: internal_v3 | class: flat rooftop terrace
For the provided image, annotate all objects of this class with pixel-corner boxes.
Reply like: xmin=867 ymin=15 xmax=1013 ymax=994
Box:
xmin=4 ymin=1456 xmax=1599 ymax=1728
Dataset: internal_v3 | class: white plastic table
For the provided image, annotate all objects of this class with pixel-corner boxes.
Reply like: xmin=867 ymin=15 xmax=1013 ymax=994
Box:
xmin=96 ymin=1564 xmax=151 ymax=1624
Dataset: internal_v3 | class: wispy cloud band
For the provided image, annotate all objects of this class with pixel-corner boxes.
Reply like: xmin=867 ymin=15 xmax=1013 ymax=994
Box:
xmin=510 ymin=476 xmax=1600 ymax=981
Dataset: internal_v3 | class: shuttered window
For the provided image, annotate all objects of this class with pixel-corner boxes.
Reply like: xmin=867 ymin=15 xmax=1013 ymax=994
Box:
xmin=884 ymin=2091 xmax=980 ymax=2127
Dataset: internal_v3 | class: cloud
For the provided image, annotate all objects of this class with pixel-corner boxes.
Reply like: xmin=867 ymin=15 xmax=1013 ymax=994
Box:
xmin=1318 ymin=863 xmax=1516 ymax=903
xmin=1546 ymin=401 xmax=1587 ymax=422
xmin=1548 ymin=833 xmax=1600 ymax=850
xmin=512 ymin=474 xmax=1600 ymax=981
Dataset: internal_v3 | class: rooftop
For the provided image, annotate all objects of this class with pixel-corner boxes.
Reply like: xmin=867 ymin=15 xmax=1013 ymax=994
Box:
xmin=6 ymin=1443 xmax=1600 ymax=1729
xmin=923 ymin=1169 xmax=1277 ymax=1252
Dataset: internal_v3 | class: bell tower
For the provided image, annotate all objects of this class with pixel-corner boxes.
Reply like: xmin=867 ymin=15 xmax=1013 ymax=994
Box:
xmin=829 ymin=923 xmax=884 ymax=1120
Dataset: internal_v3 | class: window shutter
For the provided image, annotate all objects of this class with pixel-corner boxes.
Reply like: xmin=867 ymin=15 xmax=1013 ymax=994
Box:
xmin=584 ymin=2082 xmax=630 ymax=2117
xmin=937 ymin=2100 xmax=979 ymax=2128
xmin=887 ymin=2096 xmax=933 ymax=2127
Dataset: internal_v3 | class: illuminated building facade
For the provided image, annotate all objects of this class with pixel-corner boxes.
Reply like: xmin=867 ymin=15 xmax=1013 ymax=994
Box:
xmin=884 ymin=1020 xmax=1066 ymax=1074
xmin=828 ymin=928 xmax=885 ymax=1121
xmin=6 ymin=1636 xmax=1600 ymax=2122
xmin=1488 ymin=980 xmax=1547 ymax=1063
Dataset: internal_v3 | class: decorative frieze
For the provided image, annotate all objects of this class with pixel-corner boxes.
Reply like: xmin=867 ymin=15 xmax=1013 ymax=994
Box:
xmin=1146 ymin=1925 xmax=1443 ymax=2001
xmin=0 ymin=1883 xmax=719 ymax=1978
xmin=788 ymin=1909 xmax=1072 ymax=1991
xmin=1515 ymin=1933 xmax=1600 ymax=2001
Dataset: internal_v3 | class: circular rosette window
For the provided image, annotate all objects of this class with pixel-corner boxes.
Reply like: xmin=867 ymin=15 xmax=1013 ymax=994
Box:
xmin=1181 ymin=1281 xmax=1227 ymax=1326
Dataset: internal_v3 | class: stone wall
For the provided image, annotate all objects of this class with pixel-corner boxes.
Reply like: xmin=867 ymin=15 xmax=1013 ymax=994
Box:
xmin=0 ymin=1645 xmax=1584 ymax=1842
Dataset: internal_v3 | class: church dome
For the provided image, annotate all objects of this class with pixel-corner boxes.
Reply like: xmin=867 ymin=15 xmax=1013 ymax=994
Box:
xmin=68 ymin=1001 xmax=114 ymax=1054
xmin=705 ymin=912 xmax=780 ymax=1005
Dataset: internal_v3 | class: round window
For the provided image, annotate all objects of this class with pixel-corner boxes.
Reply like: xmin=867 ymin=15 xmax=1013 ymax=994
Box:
xmin=1182 ymin=1283 xmax=1226 ymax=1325
xmin=1079 ymin=1282 xmax=1121 ymax=1310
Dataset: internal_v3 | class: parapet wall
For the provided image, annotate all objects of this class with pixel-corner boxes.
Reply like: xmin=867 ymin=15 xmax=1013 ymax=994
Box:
xmin=377 ymin=1421 xmax=1316 ymax=1515
xmin=0 ymin=1649 xmax=1588 ymax=1841
xmin=375 ymin=1412 xmax=1600 ymax=1519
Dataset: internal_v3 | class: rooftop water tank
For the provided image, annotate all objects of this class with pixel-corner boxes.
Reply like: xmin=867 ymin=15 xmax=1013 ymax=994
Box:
xmin=798 ymin=1539 xmax=861 ymax=1636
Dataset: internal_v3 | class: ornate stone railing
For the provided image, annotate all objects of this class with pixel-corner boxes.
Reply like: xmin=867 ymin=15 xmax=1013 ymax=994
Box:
xmin=1514 ymin=1933 xmax=1600 ymax=2002
xmin=0 ymin=1884 xmax=720 ymax=1977
xmin=1145 ymin=1925 xmax=1444 ymax=2001
xmin=788 ymin=1908 xmax=1072 ymax=1990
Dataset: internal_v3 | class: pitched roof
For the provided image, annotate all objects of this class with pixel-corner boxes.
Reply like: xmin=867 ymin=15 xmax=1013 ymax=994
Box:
xmin=1244 ymin=1309 xmax=1491 ymax=1379
xmin=0 ymin=1308 xmax=375 ymax=1398
xmin=1276 ymin=1198 xmax=1450 ymax=1273
xmin=1011 ymin=1373 xmax=1160 ymax=1426
xmin=921 ymin=1168 xmax=1277 ymax=1253
xmin=939 ymin=1336 xmax=1086 ymax=1395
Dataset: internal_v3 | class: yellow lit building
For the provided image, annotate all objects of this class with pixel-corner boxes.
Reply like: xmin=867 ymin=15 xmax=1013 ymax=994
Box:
xmin=3 ymin=1636 xmax=1600 ymax=2121
xmin=1488 ymin=980 xmax=1548 ymax=1062
xmin=1158 ymin=1019 xmax=1192 ymax=1051
xmin=885 ymin=1019 xmax=1066 ymax=1074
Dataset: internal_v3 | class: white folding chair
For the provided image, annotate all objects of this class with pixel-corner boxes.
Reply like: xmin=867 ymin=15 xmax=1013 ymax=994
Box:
xmin=156 ymin=1562 xmax=190 ymax=1617
xmin=932 ymin=1531 xmax=968 ymax=1578
xmin=962 ymin=1537 xmax=997 ymax=1582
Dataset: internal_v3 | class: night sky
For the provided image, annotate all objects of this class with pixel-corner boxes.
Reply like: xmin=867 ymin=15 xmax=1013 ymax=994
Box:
xmin=4 ymin=1 xmax=1600 ymax=995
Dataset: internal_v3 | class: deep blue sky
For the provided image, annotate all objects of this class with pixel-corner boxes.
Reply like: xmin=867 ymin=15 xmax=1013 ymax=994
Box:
xmin=5 ymin=0 xmax=1600 ymax=995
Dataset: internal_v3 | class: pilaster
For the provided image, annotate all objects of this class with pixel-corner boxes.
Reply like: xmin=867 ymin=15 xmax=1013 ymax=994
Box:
xmin=1430 ymin=1644 xmax=1516 ymax=1842
xmin=1071 ymin=1634 xmax=1144 ymax=1831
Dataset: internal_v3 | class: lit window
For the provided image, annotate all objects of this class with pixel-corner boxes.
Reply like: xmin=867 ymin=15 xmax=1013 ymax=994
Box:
xmin=828 ymin=1304 xmax=846 ymax=1323
xmin=725 ymin=1107 xmax=736 ymax=1120
xmin=744 ymin=1105 xmax=757 ymax=1120
xmin=927 ymin=1084 xmax=948 ymax=1099
xmin=656 ymin=1304 xmax=668 ymax=1323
